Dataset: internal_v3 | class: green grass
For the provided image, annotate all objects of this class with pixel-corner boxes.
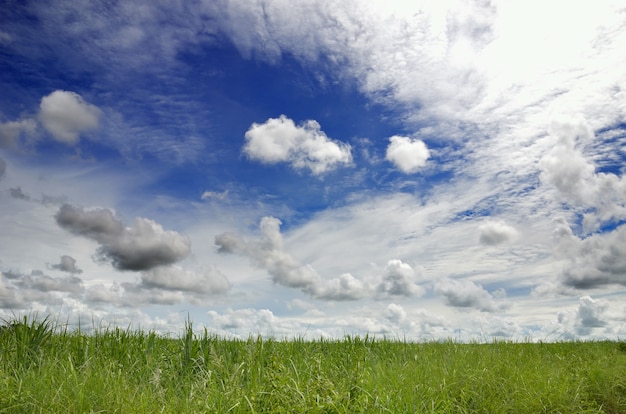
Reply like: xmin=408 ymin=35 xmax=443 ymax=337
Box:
xmin=1 ymin=316 xmax=625 ymax=413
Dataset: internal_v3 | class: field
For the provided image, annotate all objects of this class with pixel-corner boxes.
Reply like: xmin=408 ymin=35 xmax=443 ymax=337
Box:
xmin=1 ymin=316 xmax=625 ymax=413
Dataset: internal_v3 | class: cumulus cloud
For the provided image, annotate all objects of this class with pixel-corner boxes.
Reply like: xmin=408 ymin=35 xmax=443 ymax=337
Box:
xmin=540 ymin=116 xmax=626 ymax=233
xmin=38 ymin=90 xmax=101 ymax=144
xmin=215 ymin=216 xmax=368 ymax=300
xmin=555 ymin=219 xmax=626 ymax=289
xmin=478 ymin=220 xmax=518 ymax=245
xmin=243 ymin=115 xmax=352 ymax=175
xmin=55 ymin=204 xmax=190 ymax=271
xmin=49 ymin=255 xmax=83 ymax=274
xmin=575 ymin=296 xmax=609 ymax=335
xmin=0 ymin=119 xmax=37 ymax=148
xmin=377 ymin=259 xmax=425 ymax=297
xmin=313 ymin=273 xmax=368 ymax=301
xmin=435 ymin=278 xmax=503 ymax=312
xmin=385 ymin=136 xmax=430 ymax=174
xmin=140 ymin=265 xmax=230 ymax=295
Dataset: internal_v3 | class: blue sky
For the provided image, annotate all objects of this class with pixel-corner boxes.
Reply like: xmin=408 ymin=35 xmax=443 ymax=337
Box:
xmin=1 ymin=0 xmax=626 ymax=340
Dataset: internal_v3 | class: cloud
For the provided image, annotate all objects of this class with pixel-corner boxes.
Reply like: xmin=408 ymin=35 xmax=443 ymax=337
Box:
xmin=0 ymin=269 xmax=85 ymax=310
xmin=9 ymin=187 xmax=31 ymax=201
xmin=49 ymin=255 xmax=83 ymax=274
xmin=312 ymin=273 xmax=368 ymax=301
xmin=0 ymin=157 xmax=5 ymax=179
xmin=0 ymin=119 xmax=37 ymax=148
xmin=377 ymin=259 xmax=425 ymax=297
xmin=478 ymin=220 xmax=518 ymax=246
xmin=435 ymin=278 xmax=503 ymax=312
xmin=540 ymin=115 xmax=626 ymax=233
xmin=215 ymin=216 xmax=368 ymax=300
xmin=384 ymin=303 xmax=407 ymax=324
xmin=576 ymin=296 xmax=607 ymax=328
xmin=55 ymin=204 xmax=190 ymax=271
xmin=38 ymin=90 xmax=101 ymax=144
xmin=140 ymin=265 xmax=230 ymax=295
xmin=201 ymin=190 xmax=229 ymax=201
xmin=555 ymin=220 xmax=626 ymax=289
xmin=15 ymin=270 xmax=84 ymax=294
xmin=243 ymin=115 xmax=352 ymax=175
xmin=385 ymin=136 xmax=430 ymax=174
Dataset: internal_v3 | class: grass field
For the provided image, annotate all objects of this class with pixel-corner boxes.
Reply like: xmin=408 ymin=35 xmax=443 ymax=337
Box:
xmin=1 ymin=316 xmax=625 ymax=413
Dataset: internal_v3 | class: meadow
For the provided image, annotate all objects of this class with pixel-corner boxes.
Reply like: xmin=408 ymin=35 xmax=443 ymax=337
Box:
xmin=1 ymin=316 xmax=625 ymax=413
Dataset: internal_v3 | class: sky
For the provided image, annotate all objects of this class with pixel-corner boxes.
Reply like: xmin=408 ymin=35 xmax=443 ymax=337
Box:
xmin=1 ymin=0 xmax=626 ymax=341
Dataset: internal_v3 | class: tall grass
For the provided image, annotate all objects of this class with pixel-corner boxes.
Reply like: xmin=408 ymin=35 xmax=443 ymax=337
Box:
xmin=1 ymin=315 xmax=625 ymax=413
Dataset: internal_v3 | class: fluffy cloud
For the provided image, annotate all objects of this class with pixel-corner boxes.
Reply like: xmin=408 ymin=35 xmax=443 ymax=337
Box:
xmin=49 ymin=255 xmax=83 ymax=274
xmin=243 ymin=115 xmax=352 ymax=175
xmin=140 ymin=265 xmax=230 ymax=295
xmin=215 ymin=216 xmax=368 ymax=300
xmin=540 ymin=116 xmax=626 ymax=233
xmin=576 ymin=295 xmax=608 ymax=328
xmin=478 ymin=220 xmax=518 ymax=246
xmin=55 ymin=204 xmax=190 ymax=271
xmin=377 ymin=259 xmax=425 ymax=297
xmin=385 ymin=136 xmax=430 ymax=174
xmin=555 ymin=219 xmax=626 ymax=289
xmin=0 ymin=119 xmax=37 ymax=148
xmin=38 ymin=90 xmax=101 ymax=144
xmin=312 ymin=273 xmax=368 ymax=301
xmin=435 ymin=278 xmax=503 ymax=312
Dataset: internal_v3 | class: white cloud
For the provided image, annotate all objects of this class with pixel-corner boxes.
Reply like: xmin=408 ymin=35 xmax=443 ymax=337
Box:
xmin=478 ymin=220 xmax=518 ymax=246
xmin=377 ymin=259 xmax=425 ymax=297
xmin=385 ymin=135 xmax=430 ymax=174
xmin=243 ymin=115 xmax=352 ymax=175
xmin=434 ymin=278 xmax=503 ymax=312
xmin=38 ymin=90 xmax=101 ymax=144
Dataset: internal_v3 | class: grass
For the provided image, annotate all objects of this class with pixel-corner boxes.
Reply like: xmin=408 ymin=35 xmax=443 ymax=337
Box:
xmin=1 ymin=316 xmax=625 ymax=413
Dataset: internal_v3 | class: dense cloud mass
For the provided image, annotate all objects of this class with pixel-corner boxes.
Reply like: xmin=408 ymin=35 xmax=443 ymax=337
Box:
xmin=385 ymin=136 xmax=430 ymax=174
xmin=478 ymin=221 xmax=518 ymax=246
xmin=0 ymin=157 xmax=6 ymax=179
xmin=555 ymin=219 xmax=626 ymax=288
xmin=38 ymin=90 xmax=101 ymax=144
xmin=243 ymin=115 xmax=352 ymax=175
xmin=377 ymin=259 xmax=425 ymax=297
xmin=435 ymin=278 xmax=504 ymax=312
xmin=55 ymin=204 xmax=190 ymax=271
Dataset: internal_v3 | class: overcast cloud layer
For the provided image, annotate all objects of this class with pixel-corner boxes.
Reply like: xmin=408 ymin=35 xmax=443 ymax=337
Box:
xmin=1 ymin=0 xmax=625 ymax=340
